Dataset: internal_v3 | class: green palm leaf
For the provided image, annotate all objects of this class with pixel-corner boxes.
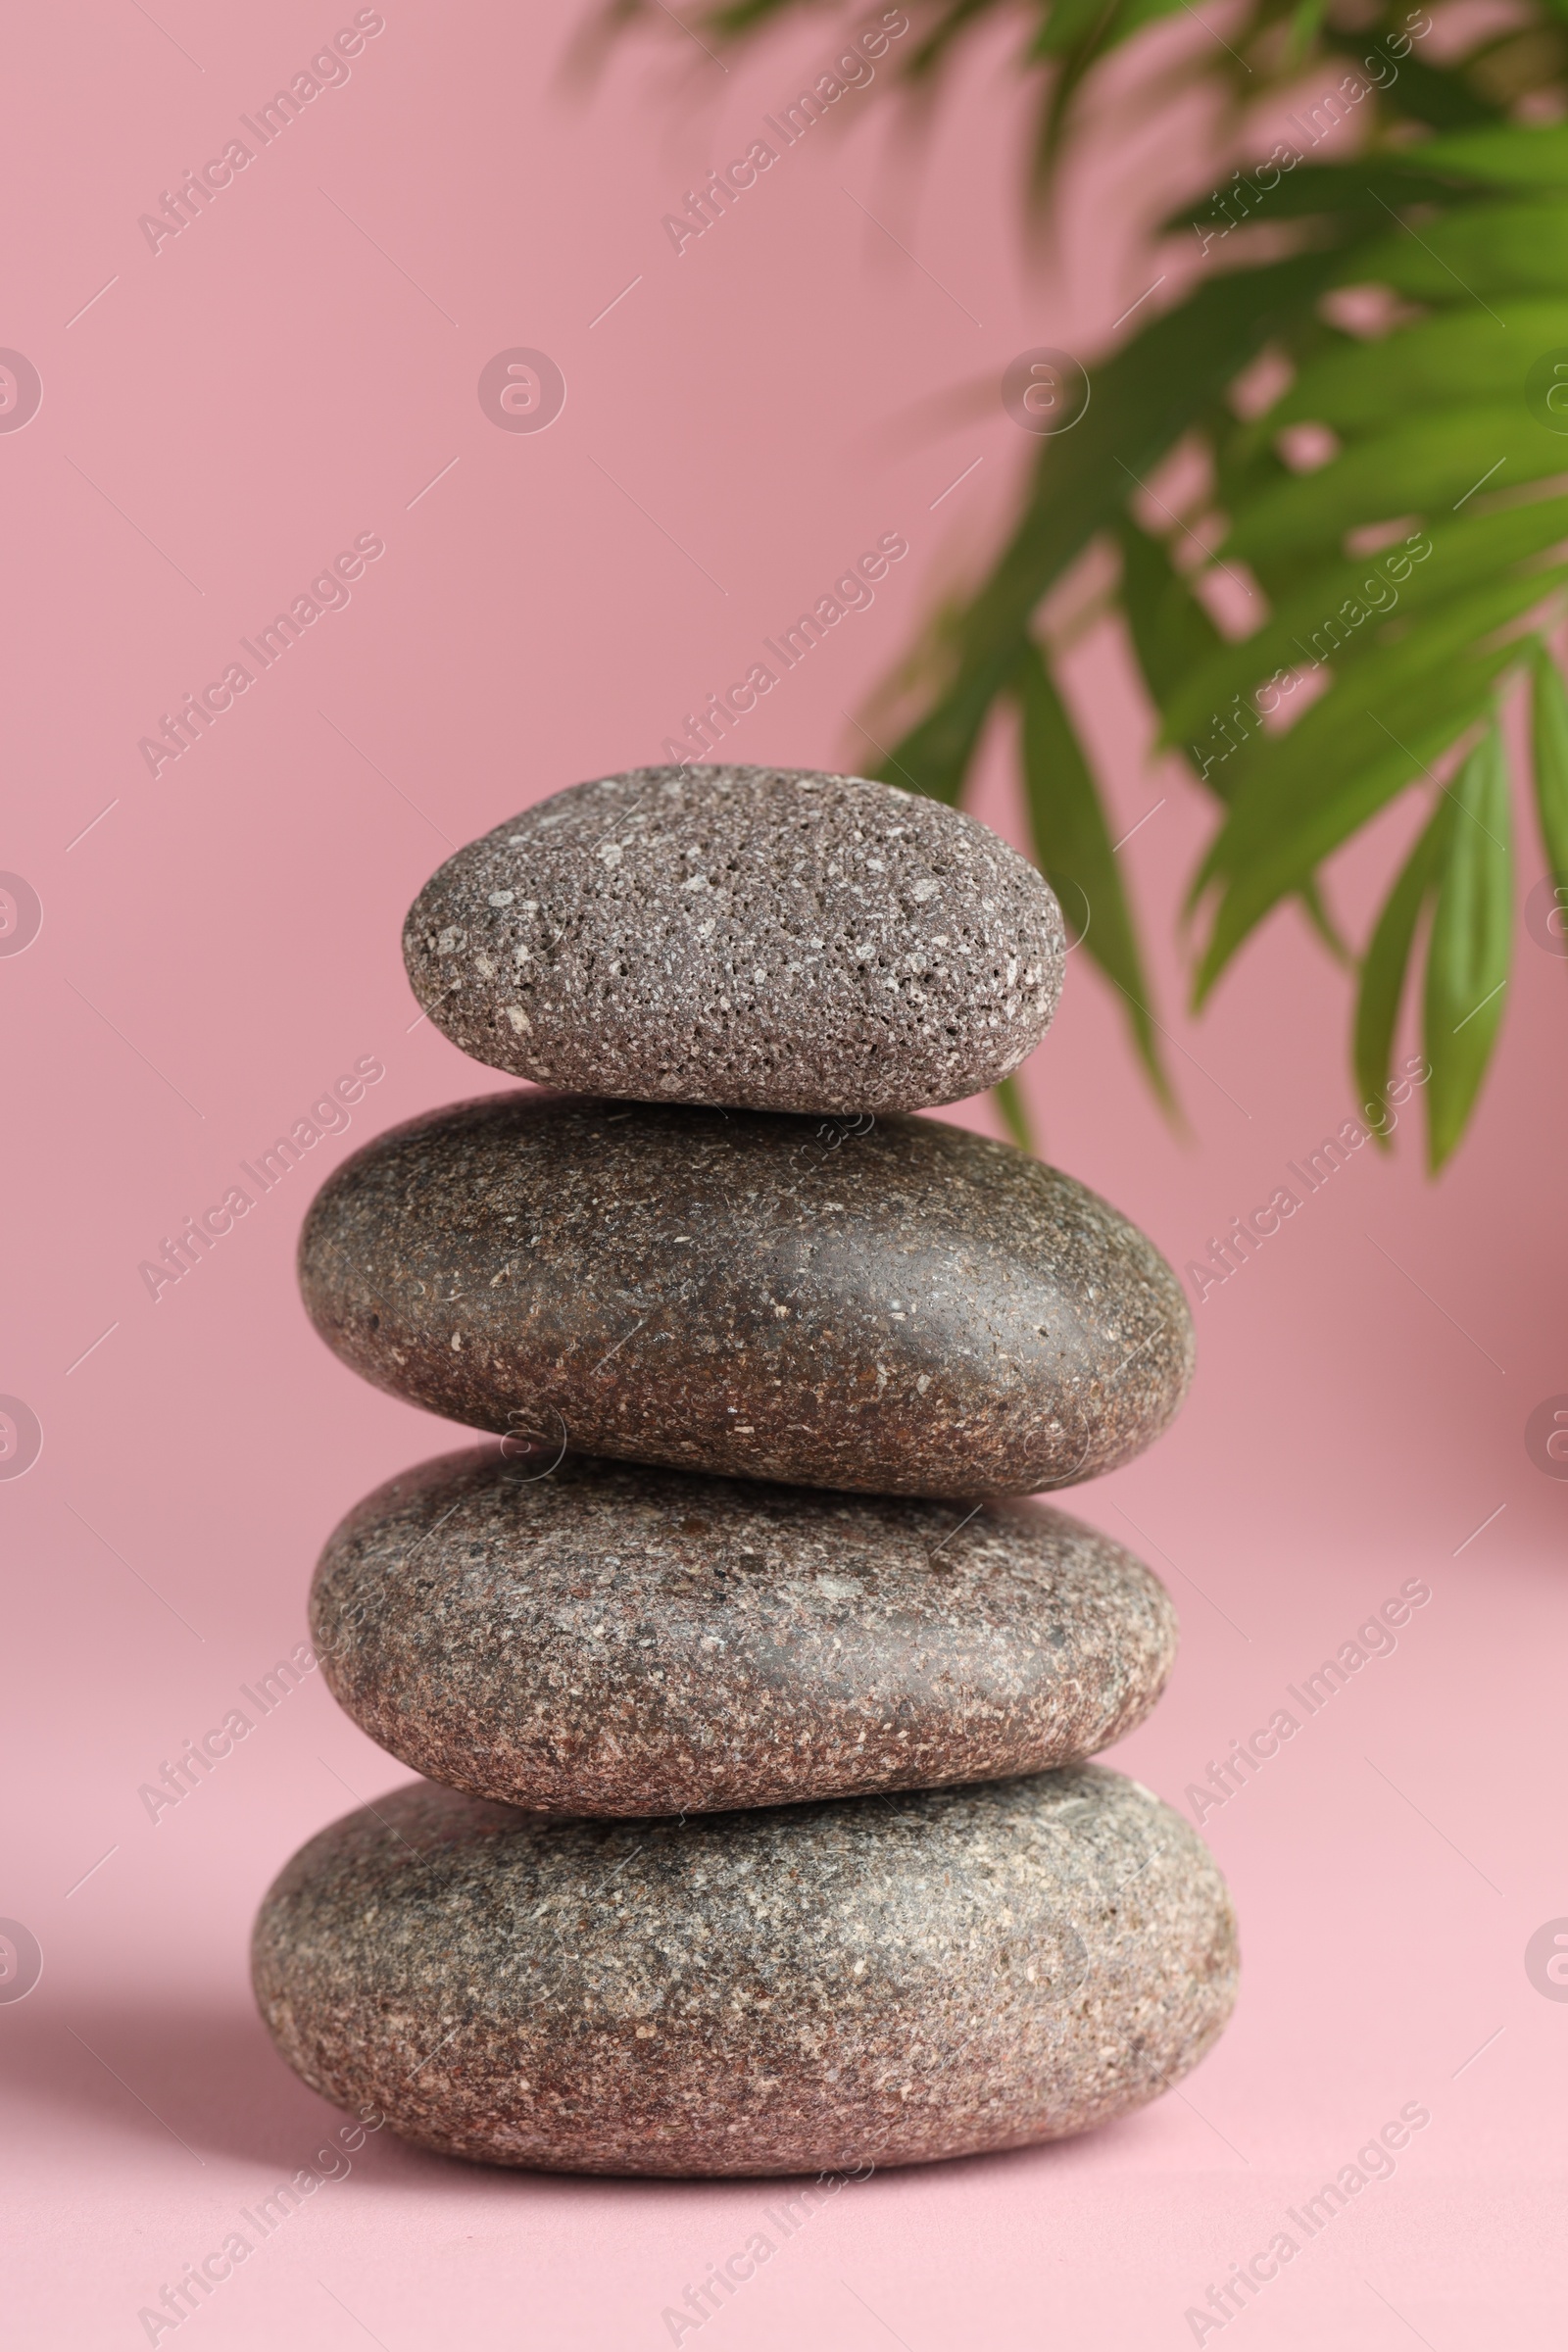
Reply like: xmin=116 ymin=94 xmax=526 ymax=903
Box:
xmin=1162 ymin=497 xmax=1568 ymax=748
xmin=1270 ymin=304 xmax=1568 ymax=430
xmin=1530 ymin=643 xmax=1568 ymax=930
xmin=1352 ymin=201 xmax=1568 ymax=296
xmin=1195 ymin=654 xmax=1516 ymax=1004
xmin=1224 ymin=409 xmax=1560 ymax=564
xmin=1353 ymin=796 xmax=1448 ymax=1141
xmin=1191 ymin=571 xmax=1556 ymax=943
xmin=1117 ymin=514 xmax=1227 ymax=736
xmin=1421 ymin=718 xmax=1513 ymax=1169
xmin=877 ymin=246 xmax=1355 ymax=806
xmin=1416 ymin=122 xmax=1568 ymax=186
xmin=1014 ymin=640 xmax=1175 ymax=1104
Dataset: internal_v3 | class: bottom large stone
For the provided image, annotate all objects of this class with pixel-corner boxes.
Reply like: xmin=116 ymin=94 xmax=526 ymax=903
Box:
xmin=251 ymin=1768 xmax=1237 ymax=2176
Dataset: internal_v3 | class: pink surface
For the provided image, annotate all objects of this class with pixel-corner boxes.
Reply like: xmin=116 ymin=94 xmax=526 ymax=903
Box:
xmin=3 ymin=4 xmax=1564 ymax=2346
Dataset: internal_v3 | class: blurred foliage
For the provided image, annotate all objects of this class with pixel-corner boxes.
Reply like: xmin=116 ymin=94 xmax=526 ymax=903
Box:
xmin=603 ymin=0 xmax=1568 ymax=1167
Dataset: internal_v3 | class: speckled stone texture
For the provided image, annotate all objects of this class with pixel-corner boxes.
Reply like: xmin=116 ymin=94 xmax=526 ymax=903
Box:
xmin=401 ymin=766 xmax=1066 ymax=1114
xmin=251 ymin=1767 xmax=1237 ymax=2176
xmin=310 ymin=1446 xmax=1178 ymax=1817
xmin=297 ymin=1093 xmax=1194 ymax=1497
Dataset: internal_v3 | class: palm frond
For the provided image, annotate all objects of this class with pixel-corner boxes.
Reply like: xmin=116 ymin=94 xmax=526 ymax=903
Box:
xmin=606 ymin=0 xmax=1568 ymax=1168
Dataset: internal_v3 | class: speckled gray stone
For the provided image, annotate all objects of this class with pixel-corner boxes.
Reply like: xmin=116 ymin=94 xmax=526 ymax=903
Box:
xmin=310 ymin=1446 xmax=1178 ymax=1817
xmin=297 ymin=1093 xmax=1193 ymax=1498
xmin=251 ymin=1767 xmax=1237 ymax=2175
xmin=401 ymin=766 xmax=1066 ymax=1113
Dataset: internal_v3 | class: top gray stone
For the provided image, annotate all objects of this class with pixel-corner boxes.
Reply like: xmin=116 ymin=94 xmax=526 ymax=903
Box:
xmin=402 ymin=765 xmax=1065 ymax=1113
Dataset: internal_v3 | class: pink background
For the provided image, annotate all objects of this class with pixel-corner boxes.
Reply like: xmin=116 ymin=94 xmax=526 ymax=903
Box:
xmin=4 ymin=3 xmax=1564 ymax=2345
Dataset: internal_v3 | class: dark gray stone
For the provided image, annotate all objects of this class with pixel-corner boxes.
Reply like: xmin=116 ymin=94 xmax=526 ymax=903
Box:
xmin=251 ymin=1768 xmax=1237 ymax=2176
xmin=297 ymin=1094 xmax=1193 ymax=1498
xmin=401 ymin=766 xmax=1065 ymax=1114
xmin=310 ymin=1446 xmax=1179 ymax=1817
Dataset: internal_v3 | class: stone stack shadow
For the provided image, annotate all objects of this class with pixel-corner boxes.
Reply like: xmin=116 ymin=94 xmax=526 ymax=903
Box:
xmin=251 ymin=764 xmax=1237 ymax=2178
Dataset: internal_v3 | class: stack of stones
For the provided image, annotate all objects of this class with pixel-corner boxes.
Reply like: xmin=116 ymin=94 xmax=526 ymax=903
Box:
xmin=253 ymin=764 xmax=1237 ymax=2178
